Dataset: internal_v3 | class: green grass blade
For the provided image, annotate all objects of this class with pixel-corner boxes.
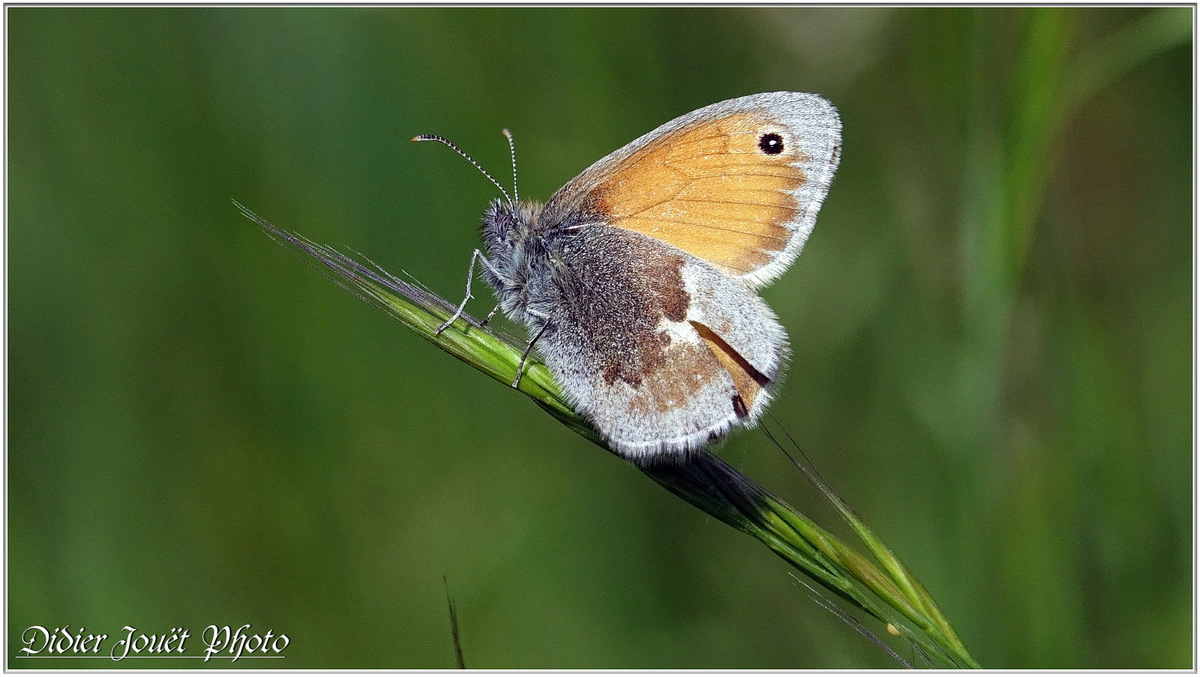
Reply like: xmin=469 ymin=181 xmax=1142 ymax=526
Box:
xmin=765 ymin=426 xmax=977 ymax=666
xmin=240 ymin=202 xmax=981 ymax=669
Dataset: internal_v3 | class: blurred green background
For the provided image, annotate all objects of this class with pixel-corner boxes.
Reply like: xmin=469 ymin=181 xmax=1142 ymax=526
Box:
xmin=8 ymin=7 xmax=1192 ymax=669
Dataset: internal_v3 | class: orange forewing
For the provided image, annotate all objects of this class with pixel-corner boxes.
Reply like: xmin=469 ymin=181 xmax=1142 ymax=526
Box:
xmin=586 ymin=111 xmax=807 ymax=276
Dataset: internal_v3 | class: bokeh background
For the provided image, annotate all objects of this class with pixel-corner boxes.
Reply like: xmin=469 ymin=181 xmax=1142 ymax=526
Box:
xmin=8 ymin=7 xmax=1193 ymax=669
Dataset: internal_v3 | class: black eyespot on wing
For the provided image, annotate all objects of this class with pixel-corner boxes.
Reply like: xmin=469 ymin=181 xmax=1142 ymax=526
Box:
xmin=758 ymin=133 xmax=784 ymax=155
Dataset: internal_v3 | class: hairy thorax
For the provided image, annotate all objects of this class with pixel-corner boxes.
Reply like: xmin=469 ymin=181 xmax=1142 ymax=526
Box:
xmin=480 ymin=199 xmax=587 ymax=326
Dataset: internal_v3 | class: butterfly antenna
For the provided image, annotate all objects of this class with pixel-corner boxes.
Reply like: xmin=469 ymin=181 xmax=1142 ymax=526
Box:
xmin=412 ymin=134 xmax=513 ymax=204
xmin=502 ymin=128 xmax=519 ymax=203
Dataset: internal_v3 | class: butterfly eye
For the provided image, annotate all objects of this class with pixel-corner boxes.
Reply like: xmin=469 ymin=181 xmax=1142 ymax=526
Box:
xmin=758 ymin=133 xmax=784 ymax=155
xmin=482 ymin=200 xmax=517 ymax=250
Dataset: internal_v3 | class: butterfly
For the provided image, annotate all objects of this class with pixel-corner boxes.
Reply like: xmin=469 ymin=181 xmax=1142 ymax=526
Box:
xmin=418 ymin=92 xmax=841 ymax=461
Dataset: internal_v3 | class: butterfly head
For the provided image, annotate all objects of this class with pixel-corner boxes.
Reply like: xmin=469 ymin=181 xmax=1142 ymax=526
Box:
xmin=481 ymin=198 xmax=540 ymax=254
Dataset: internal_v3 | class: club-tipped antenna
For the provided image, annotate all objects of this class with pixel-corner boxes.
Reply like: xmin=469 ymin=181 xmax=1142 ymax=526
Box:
xmin=502 ymin=128 xmax=519 ymax=203
xmin=412 ymin=134 xmax=512 ymax=204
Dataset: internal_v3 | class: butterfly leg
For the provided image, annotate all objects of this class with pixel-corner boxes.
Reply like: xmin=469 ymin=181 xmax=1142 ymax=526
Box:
xmin=437 ymin=249 xmax=494 ymax=335
xmin=511 ymin=319 xmax=549 ymax=389
xmin=480 ymin=303 xmax=502 ymax=327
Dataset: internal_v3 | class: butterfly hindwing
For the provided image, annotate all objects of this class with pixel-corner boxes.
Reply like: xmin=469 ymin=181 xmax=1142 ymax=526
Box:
xmin=532 ymin=226 xmax=785 ymax=457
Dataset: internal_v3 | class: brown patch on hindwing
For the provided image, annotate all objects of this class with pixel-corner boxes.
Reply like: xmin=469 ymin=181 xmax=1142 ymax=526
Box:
xmin=563 ymin=230 xmax=739 ymax=424
xmin=587 ymin=235 xmax=690 ymax=391
xmin=624 ymin=339 xmax=723 ymax=419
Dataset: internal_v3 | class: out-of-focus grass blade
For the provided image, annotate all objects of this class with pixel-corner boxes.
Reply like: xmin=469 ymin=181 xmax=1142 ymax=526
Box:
xmin=765 ymin=421 xmax=978 ymax=667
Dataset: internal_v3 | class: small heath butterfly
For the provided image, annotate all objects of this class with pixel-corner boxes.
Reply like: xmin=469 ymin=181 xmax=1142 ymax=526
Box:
xmin=417 ymin=92 xmax=841 ymax=460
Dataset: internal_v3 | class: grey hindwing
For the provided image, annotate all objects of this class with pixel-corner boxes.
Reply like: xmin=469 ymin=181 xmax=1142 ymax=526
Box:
xmin=532 ymin=226 xmax=786 ymax=457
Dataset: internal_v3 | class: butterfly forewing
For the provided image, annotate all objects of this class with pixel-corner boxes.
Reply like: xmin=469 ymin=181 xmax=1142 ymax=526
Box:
xmin=545 ymin=92 xmax=841 ymax=288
